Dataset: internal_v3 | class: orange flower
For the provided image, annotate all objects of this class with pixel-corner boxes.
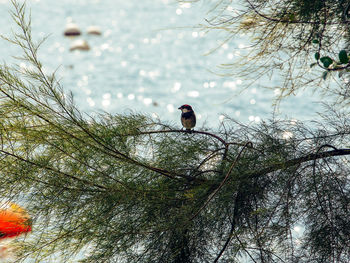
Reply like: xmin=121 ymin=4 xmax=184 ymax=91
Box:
xmin=0 ymin=203 xmax=31 ymax=239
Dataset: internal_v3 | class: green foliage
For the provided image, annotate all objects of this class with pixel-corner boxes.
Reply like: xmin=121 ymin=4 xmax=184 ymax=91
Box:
xmin=339 ymin=50 xmax=349 ymax=64
xmin=192 ymin=0 xmax=350 ymax=104
xmin=314 ymin=52 xmax=320 ymax=60
xmin=292 ymin=0 xmax=324 ymax=20
xmin=320 ymin=56 xmax=333 ymax=68
xmin=322 ymin=71 xmax=328 ymax=80
xmin=0 ymin=1 xmax=350 ymax=262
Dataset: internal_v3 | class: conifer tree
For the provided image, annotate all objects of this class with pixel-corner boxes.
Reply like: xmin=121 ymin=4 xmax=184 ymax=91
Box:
xmin=191 ymin=0 xmax=350 ymax=104
xmin=0 ymin=0 xmax=350 ymax=262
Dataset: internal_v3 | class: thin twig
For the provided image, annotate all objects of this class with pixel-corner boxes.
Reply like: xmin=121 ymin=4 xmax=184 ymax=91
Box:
xmin=190 ymin=142 xmax=253 ymax=221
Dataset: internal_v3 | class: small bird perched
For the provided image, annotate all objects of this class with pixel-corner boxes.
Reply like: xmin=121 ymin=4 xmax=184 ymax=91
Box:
xmin=178 ymin=104 xmax=196 ymax=131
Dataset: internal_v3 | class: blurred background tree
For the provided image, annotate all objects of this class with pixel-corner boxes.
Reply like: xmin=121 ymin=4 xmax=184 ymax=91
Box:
xmin=0 ymin=0 xmax=350 ymax=262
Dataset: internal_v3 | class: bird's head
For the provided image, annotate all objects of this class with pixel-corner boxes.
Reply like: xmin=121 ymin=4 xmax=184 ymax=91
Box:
xmin=178 ymin=104 xmax=193 ymax=113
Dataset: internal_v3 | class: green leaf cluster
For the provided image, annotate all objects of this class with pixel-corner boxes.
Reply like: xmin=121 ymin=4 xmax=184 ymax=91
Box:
xmin=338 ymin=50 xmax=349 ymax=64
xmin=198 ymin=0 xmax=350 ymax=104
xmin=319 ymin=56 xmax=333 ymax=68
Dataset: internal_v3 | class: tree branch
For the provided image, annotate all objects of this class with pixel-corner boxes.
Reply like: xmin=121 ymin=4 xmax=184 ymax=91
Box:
xmin=253 ymin=147 xmax=350 ymax=178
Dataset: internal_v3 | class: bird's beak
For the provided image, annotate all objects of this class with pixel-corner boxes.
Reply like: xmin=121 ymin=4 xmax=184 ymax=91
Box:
xmin=178 ymin=107 xmax=181 ymax=110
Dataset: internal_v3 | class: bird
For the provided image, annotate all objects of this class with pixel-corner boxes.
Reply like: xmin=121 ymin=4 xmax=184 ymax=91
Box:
xmin=178 ymin=104 xmax=196 ymax=131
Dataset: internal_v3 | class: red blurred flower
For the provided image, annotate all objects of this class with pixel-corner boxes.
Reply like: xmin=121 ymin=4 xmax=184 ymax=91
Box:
xmin=0 ymin=203 xmax=31 ymax=239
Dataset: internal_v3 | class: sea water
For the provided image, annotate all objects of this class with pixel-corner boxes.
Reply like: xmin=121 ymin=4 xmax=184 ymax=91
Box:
xmin=0 ymin=0 xmax=323 ymax=129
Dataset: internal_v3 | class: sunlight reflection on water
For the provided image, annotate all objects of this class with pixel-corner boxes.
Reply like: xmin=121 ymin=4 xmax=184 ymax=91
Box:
xmin=0 ymin=0 xmax=323 ymax=128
